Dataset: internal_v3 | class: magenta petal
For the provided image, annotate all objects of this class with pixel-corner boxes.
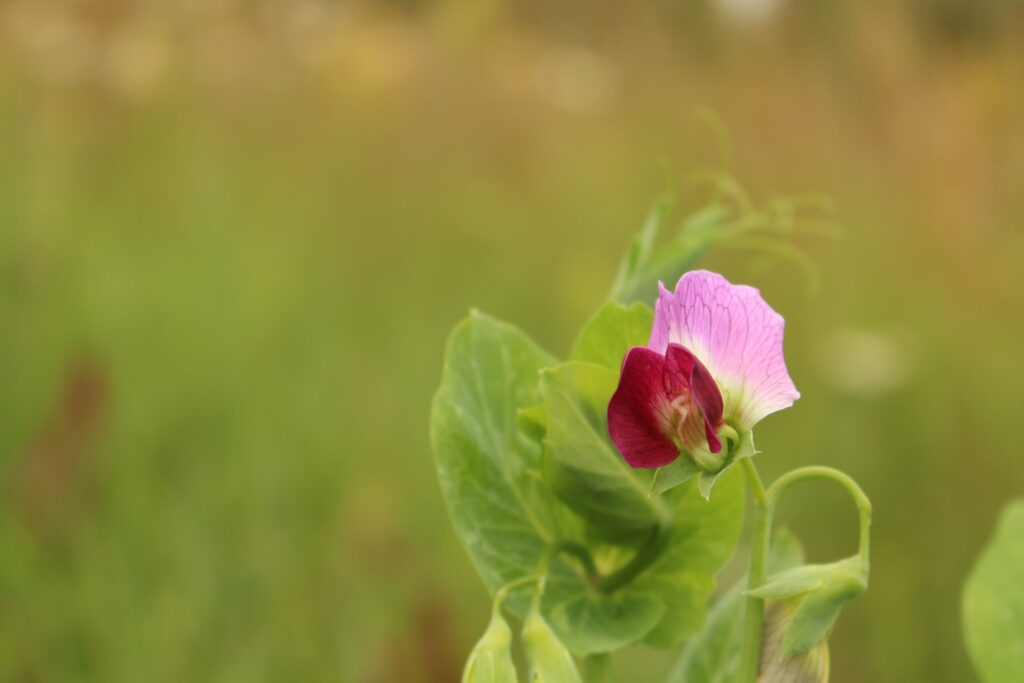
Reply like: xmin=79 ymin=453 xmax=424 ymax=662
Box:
xmin=666 ymin=344 xmax=724 ymax=453
xmin=663 ymin=348 xmax=729 ymax=454
xmin=650 ymin=270 xmax=800 ymax=429
xmin=607 ymin=347 xmax=680 ymax=468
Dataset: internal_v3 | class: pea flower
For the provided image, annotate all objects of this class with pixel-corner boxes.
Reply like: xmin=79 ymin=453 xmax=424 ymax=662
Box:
xmin=607 ymin=270 xmax=799 ymax=473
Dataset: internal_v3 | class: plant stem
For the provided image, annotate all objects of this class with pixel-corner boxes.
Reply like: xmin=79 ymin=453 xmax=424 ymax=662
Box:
xmin=766 ymin=466 xmax=872 ymax=563
xmin=583 ymin=653 xmax=611 ymax=683
xmin=738 ymin=458 xmax=770 ymax=683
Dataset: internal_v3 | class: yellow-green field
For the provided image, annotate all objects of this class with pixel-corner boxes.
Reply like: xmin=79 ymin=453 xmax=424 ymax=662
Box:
xmin=1 ymin=2 xmax=1022 ymax=681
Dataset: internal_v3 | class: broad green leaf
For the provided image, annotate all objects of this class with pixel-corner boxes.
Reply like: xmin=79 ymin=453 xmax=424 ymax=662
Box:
xmin=667 ymin=529 xmax=805 ymax=683
xmin=963 ymin=499 xmax=1024 ymax=683
xmin=431 ymin=311 xmax=574 ymax=607
xmin=540 ymin=586 xmax=665 ymax=656
xmin=541 ymin=361 xmax=669 ymax=542
xmin=461 ymin=611 xmax=519 ymax=683
xmin=570 ymin=301 xmax=653 ymax=372
xmin=431 ymin=313 xmax=665 ymax=655
xmin=630 ymin=469 xmax=745 ymax=648
xmin=522 ymin=603 xmax=584 ymax=683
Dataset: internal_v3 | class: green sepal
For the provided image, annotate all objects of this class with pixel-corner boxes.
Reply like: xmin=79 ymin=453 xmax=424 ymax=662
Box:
xmin=649 ymin=457 xmax=701 ymax=497
xmin=522 ymin=602 xmax=584 ymax=683
xmin=461 ymin=610 xmax=519 ymax=683
xmin=652 ymin=430 xmax=758 ymax=500
xmin=747 ymin=556 xmax=868 ymax=658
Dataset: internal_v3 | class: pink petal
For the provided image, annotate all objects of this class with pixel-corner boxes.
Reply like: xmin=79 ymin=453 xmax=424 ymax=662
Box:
xmin=649 ymin=271 xmax=800 ymax=429
xmin=607 ymin=347 xmax=679 ymax=468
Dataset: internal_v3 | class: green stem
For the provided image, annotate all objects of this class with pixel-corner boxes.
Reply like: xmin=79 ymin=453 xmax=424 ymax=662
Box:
xmin=766 ymin=466 xmax=872 ymax=562
xmin=738 ymin=458 xmax=770 ymax=683
xmin=737 ymin=464 xmax=873 ymax=683
xmin=493 ymin=576 xmax=538 ymax=617
xmin=583 ymin=653 xmax=611 ymax=683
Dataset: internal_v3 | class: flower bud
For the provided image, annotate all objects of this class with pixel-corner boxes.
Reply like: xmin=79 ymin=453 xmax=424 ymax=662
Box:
xmin=521 ymin=604 xmax=583 ymax=683
xmin=461 ymin=610 xmax=518 ymax=683
xmin=760 ymin=600 xmax=830 ymax=683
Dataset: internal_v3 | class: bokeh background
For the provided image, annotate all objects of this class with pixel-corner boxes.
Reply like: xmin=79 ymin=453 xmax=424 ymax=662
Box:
xmin=1 ymin=1 xmax=1022 ymax=681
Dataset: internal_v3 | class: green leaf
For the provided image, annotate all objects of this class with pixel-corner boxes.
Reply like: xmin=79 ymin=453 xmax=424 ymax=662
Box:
xmin=541 ymin=361 xmax=668 ymax=543
xmin=540 ymin=586 xmax=665 ymax=657
xmin=609 ymin=196 xmax=672 ymax=304
xmin=431 ymin=311 xmax=573 ymax=604
xmin=522 ymin=603 xmax=584 ymax=683
xmin=431 ymin=312 xmax=666 ymax=655
xmin=629 ymin=470 xmax=745 ymax=648
xmin=461 ymin=611 xmax=519 ymax=683
xmin=667 ymin=528 xmax=806 ymax=683
xmin=433 ymin=311 xmax=744 ymax=657
xmin=963 ymin=499 xmax=1024 ymax=683
xmin=538 ymin=358 xmax=744 ymax=651
xmin=517 ymin=405 xmax=548 ymax=443
xmin=746 ymin=556 xmax=866 ymax=658
xmin=537 ymin=467 xmax=742 ymax=654
xmin=570 ymin=301 xmax=653 ymax=372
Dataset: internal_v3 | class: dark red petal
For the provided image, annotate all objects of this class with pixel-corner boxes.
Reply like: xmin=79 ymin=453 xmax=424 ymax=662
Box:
xmin=607 ymin=347 xmax=680 ymax=468
xmin=666 ymin=344 xmax=725 ymax=454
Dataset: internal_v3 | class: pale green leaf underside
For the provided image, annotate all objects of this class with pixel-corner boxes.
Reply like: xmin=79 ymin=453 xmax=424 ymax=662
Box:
xmin=963 ymin=499 xmax=1024 ymax=683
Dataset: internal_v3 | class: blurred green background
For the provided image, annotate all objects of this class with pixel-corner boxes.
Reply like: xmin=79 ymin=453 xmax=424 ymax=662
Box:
xmin=1 ymin=1 xmax=1023 ymax=681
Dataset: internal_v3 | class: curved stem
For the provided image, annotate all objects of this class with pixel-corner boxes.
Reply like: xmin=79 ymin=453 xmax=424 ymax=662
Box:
xmin=583 ymin=653 xmax=611 ymax=683
xmin=493 ymin=576 xmax=538 ymax=616
xmin=766 ymin=466 xmax=872 ymax=562
xmin=737 ymin=464 xmax=873 ymax=683
xmin=738 ymin=459 xmax=770 ymax=683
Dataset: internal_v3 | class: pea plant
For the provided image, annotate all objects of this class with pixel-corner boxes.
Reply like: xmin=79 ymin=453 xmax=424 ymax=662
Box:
xmin=429 ymin=179 xmax=879 ymax=683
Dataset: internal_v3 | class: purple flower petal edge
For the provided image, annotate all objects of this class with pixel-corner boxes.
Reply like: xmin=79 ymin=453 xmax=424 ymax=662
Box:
xmin=649 ymin=270 xmax=800 ymax=430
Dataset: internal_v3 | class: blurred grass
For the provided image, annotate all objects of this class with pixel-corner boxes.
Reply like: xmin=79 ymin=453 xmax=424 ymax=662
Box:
xmin=1 ymin=1 xmax=1023 ymax=682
